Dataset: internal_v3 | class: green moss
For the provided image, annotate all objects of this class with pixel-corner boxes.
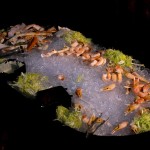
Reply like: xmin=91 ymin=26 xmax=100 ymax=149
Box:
xmin=64 ymin=30 xmax=91 ymax=44
xmin=56 ymin=105 xmax=69 ymax=121
xmin=56 ymin=106 xmax=82 ymax=129
xmin=131 ymin=108 xmax=150 ymax=134
xmin=10 ymin=72 xmax=49 ymax=97
xmin=65 ymin=111 xmax=82 ymax=129
xmin=104 ymin=49 xmax=133 ymax=68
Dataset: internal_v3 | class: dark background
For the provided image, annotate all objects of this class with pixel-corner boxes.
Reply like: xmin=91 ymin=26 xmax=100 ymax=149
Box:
xmin=0 ymin=0 xmax=150 ymax=149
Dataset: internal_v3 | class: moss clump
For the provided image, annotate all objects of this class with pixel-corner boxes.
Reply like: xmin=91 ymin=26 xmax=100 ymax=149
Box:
xmin=64 ymin=30 xmax=91 ymax=44
xmin=56 ymin=105 xmax=69 ymax=121
xmin=104 ymin=49 xmax=133 ymax=68
xmin=131 ymin=108 xmax=150 ymax=134
xmin=56 ymin=106 xmax=82 ymax=129
xmin=10 ymin=72 xmax=49 ymax=97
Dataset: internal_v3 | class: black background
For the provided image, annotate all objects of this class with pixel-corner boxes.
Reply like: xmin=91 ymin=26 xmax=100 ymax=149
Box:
xmin=0 ymin=0 xmax=150 ymax=149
